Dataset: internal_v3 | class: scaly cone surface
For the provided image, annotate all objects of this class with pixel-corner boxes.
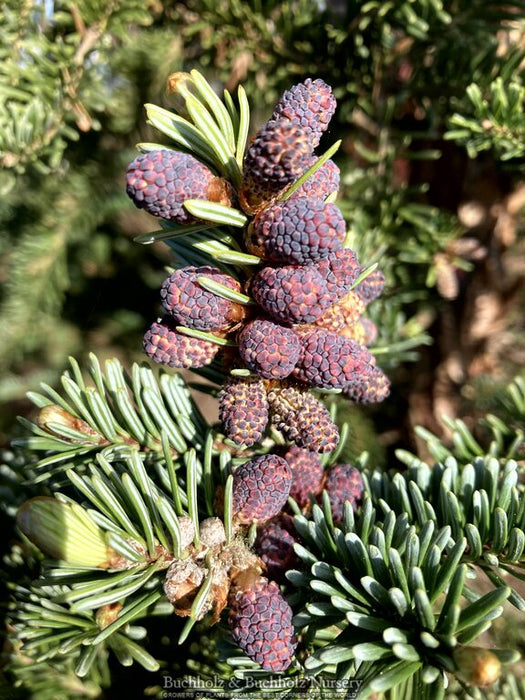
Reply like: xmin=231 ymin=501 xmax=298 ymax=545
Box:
xmin=126 ymin=75 xmax=391 ymax=455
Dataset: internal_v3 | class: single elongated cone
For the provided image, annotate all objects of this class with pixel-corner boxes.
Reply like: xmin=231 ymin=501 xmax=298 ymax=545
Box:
xmin=293 ymin=327 xmax=374 ymax=390
xmin=126 ymin=149 xmax=232 ymax=223
xmin=17 ymin=497 xmax=110 ymax=568
xmin=272 ymin=78 xmax=337 ymax=148
xmin=284 ymin=445 xmax=325 ymax=508
xmin=232 ymin=454 xmax=292 ymax=525
xmin=160 ymin=266 xmax=246 ymax=332
xmin=228 ymin=573 xmax=297 ymax=671
xmin=288 ymin=156 xmax=340 ymax=200
xmin=314 ymin=248 xmax=362 ymax=299
xmin=267 ymin=380 xmax=339 ymax=453
xmin=239 ymin=118 xmax=313 ymax=213
xmin=237 ymin=319 xmax=301 ymax=380
xmin=250 ymin=264 xmax=334 ymax=326
xmin=323 ymin=464 xmax=364 ymax=522
xmin=343 ymin=365 xmax=391 ymax=404
xmin=246 ymin=197 xmax=345 ymax=265
xmin=354 ymin=269 xmax=386 ymax=304
xmin=143 ymin=317 xmax=220 ymax=369
xmin=218 ymin=376 xmax=269 ymax=447
xmin=254 ymin=515 xmax=299 ymax=583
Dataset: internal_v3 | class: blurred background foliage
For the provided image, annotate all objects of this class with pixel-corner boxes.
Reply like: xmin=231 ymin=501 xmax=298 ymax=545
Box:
xmin=0 ymin=0 xmax=524 ymax=482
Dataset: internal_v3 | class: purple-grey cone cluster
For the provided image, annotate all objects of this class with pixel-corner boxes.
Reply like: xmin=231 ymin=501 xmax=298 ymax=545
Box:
xmin=125 ymin=76 xmax=391 ymax=675
xmin=239 ymin=79 xmax=338 ymax=213
xmin=124 ymin=78 xmax=389 ymax=449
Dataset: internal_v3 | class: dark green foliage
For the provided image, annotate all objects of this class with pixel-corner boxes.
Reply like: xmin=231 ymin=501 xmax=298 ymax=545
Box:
xmin=289 ymin=452 xmax=523 ymax=696
xmin=5 ymin=356 xmax=525 ymax=698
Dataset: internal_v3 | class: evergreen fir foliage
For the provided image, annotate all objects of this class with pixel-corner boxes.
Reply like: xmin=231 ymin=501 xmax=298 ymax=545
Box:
xmin=5 ymin=355 xmax=525 ymax=697
xmin=0 ymin=1 xmax=181 ymax=428
xmin=0 ymin=0 xmax=152 ymax=186
xmin=446 ymin=79 xmax=525 ymax=165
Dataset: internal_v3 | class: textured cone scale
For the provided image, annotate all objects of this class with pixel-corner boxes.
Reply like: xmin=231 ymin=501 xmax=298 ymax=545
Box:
xmin=228 ymin=575 xmax=297 ymax=671
xmin=160 ymin=266 xmax=245 ymax=332
xmin=218 ymin=376 xmax=269 ymax=447
xmin=143 ymin=317 xmax=219 ymax=369
xmin=313 ymin=290 xmax=365 ymax=333
xmin=267 ymin=381 xmax=339 ymax=453
xmin=339 ymin=319 xmax=368 ymax=345
xmin=323 ymin=464 xmax=364 ymax=522
xmin=272 ymin=78 xmax=337 ymax=148
xmin=247 ymin=197 xmax=345 ymax=265
xmin=239 ymin=118 xmax=313 ymax=213
xmin=250 ymin=264 xmax=334 ymax=326
xmin=232 ymin=454 xmax=292 ymax=525
xmin=289 ymin=156 xmax=340 ymax=201
xmin=314 ymin=248 xmax=362 ymax=299
xmin=126 ymin=149 xmax=231 ymax=223
xmin=360 ymin=318 xmax=379 ymax=346
xmin=199 ymin=517 xmax=226 ymax=550
xmin=238 ymin=319 xmax=301 ymax=379
xmin=163 ymin=559 xmax=206 ymax=617
xmin=293 ymin=327 xmax=374 ymax=390
xmin=355 ymin=269 xmax=386 ymax=304
xmin=343 ymin=365 xmax=391 ymax=404
xmin=254 ymin=515 xmax=298 ymax=583
xmin=283 ymin=445 xmax=325 ymax=509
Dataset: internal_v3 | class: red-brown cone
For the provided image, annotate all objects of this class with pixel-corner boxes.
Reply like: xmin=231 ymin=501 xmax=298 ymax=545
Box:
xmin=228 ymin=574 xmax=297 ymax=671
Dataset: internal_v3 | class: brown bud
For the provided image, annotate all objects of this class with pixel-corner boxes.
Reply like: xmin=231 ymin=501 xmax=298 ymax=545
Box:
xmin=164 ymin=559 xmax=206 ymax=617
xmin=453 ymin=647 xmax=502 ymax=687
xmin=199 ymin=517 xmax=226 ymax=551
xmin=208 ymin=563 xmax=230 ymax=625
xmin=207 ymin=177 xmax=236 ymax=209
xmin=95 ymin=603 xmax=123 ymax=630
xmin=222 ymin=540 xmax=264 ymax=583
xmin=37 ymin=405 xmax=107 ymax=444
xmin=177 ymin=516 xmax=196 ymax=551
xmin=165 ymin=72 xmax=193 ymax=117
xmin=166 ymin=71 xmax=193 ymax=96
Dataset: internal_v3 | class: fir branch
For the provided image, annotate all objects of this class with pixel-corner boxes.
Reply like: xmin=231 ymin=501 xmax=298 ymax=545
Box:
xmin=0 ymin=0 xmax=152 ymax=178
xmin=290 ymin=493 xmax=517 ymax=695
xmin=446 ymin=79 xmax=525 ymax=165
xmin=12 ymin=355 xmax=211 ymax=481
